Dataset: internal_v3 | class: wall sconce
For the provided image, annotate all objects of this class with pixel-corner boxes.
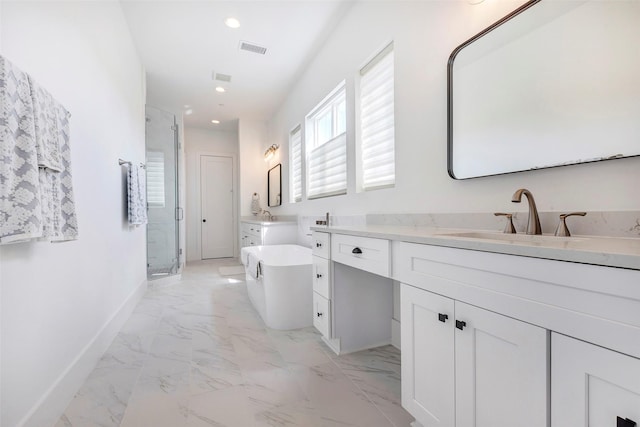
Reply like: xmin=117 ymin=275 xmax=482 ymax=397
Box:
xmin=264 ymin=144 xmax=279 ymax=162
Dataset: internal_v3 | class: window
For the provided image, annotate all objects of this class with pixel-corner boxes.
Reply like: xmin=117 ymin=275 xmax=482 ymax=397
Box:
xmin=305 ymin=82 xmax=347 ymax=199
xmin=289 ymin=125 xmax=302 ymax=203
xmin=146 ymin=151 xmax=165 ymax=208
xmin=359 ymin=42 xmax=395 ymax=191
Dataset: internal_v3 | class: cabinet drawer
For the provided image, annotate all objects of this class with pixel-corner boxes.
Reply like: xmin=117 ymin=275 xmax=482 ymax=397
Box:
xmin=312 ymin=232 xmax=330 ymax=259
xmin=331 ymin=234 xmax=390 ymax=277
xmin=313 ymin=292 xmax=330 ymax=337
xmin=313 ymin=256 xmax=330 ymax=298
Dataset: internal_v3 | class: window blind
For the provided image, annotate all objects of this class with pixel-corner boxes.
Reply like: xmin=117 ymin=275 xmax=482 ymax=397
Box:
xmin=307 ymin=132 xmax=346 ymax=199
xmin=146 ymin=151 xmax=165 ymax=208
xmin=360 ymin=43 xmax=395 ymax=190
xmin=290 ymin=126 xmax=302 ymax=202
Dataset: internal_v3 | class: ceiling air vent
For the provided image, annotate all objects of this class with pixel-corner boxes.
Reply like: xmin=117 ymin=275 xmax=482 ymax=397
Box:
xmin=239 ymin=41 xmax=267 ymax=55
xmin=214 ymin=72 xmax=232 ymax=82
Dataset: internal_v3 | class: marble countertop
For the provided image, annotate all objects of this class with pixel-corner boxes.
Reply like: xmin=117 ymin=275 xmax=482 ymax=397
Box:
xmin=241 ymin=217 xmax=296 ymax=226
xmin=310 ymin=224 xmax=640 ymax=271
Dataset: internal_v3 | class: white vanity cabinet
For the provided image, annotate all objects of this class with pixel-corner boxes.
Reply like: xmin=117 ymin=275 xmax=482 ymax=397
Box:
xmin=240 ymin=220 xmax=296 ymax=247
xmin=311 ymin=231 xmax=394 ymax=354
xmin=552 ymin=333 xmax=640 ymax=427
xmin=312 ymin=232 xmax=331 ymax=338
xmin=401 ymin=283 xmax=548 ymax=427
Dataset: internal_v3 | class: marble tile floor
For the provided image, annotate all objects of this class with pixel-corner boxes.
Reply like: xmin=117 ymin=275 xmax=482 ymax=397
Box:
xmin=56 ymin=259 xmax=414 ymax=427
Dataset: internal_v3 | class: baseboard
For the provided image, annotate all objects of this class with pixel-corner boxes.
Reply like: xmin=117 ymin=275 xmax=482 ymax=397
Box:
xmin=20 ymin=279 xmax=148 ymax=427
xmin=391 ymin=318 xmax=401 ymax=350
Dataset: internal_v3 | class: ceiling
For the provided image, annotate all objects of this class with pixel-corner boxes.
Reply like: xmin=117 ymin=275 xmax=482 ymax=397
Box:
xmin=120 ymin=1 xmax=352 ymax=130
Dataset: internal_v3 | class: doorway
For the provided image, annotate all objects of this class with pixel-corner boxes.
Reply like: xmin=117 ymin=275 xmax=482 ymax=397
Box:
xmin=200 ymin=155 xmax=234 ymax=259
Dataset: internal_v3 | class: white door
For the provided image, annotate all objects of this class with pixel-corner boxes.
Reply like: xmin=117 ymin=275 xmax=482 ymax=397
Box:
xmin=455 ymin=302 xmax=548 ymax=427
xmin=401 ymin=284 xmax=455 ymax=427
xmin=200 ymin=155 xmax=234 ymax=259
xmin=552 ymin=333 xmax=640 ymax=427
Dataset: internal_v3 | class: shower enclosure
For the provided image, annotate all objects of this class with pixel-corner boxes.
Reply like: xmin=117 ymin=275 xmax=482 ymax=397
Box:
xmin=145 ymin=106 xmax=181 ymax=279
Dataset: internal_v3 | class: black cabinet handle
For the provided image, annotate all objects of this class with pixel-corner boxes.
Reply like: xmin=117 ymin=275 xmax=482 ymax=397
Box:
xmin=316 ymin=273 xmax=323 ymax=279
xmin=202 ymin=219 xmax=206 ymax=223
xmin=316 ymin=242 xmax=322 ymax=248
xmin=456 ymin=320 xmax=467 ymax=330
xmin=438 ymin=313 xmax=449 ymax=323
xmin=317 ymin=312 xmax=323 ymax=318
xmin=352 ymin=247 xmax=363 ymax=254
xmin=618 ymin=417 xmax=637 ymax=427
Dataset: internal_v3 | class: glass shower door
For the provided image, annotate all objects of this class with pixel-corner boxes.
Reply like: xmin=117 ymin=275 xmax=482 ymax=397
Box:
xmin=145 ymin=106 xmax=179 ymax=279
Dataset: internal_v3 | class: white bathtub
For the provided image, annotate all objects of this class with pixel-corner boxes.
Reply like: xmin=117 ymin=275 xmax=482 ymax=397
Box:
xmin=240 ymin=244 xmax=313 ymax=330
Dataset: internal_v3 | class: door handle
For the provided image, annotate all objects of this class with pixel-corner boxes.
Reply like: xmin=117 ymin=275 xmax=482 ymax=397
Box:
xmin=316 ymin=273 xmax=323 ymax=279
xmin=352 ymin=247 xmax=362 ymax=254
xmin=618 ymin=417 xmax=637 ymax=427
xmin=455 ymin=320 xmax=467 ymax=330
xmin=316 ymin=242 xmax=322 ymax=248
xmin=317 ymin=312 xmax=323 ymax=317
xmin=438 ymin=313 xmax=448 ymax=323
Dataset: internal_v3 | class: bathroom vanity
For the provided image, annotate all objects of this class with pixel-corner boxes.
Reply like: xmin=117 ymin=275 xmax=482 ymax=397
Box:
xmin=240 ymin=219 xmax=297 ymax=247
xmin=310 ymin=225 xmax=640 ymax=427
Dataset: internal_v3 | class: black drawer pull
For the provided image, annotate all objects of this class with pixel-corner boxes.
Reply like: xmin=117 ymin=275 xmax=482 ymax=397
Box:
xmin=455 ymin=320 xmax=466 ymax=330
xmin=316 ymin=242 xmax=322 ymax=248
xmin=316 ymin=273 xmax=323 ymax=279
xmin=317 ymin=312 xmax=323 ymax=318
xmin=438 ymin=313 xmax=448 ymax=323
xmin=352 ymin=247 xmax=363 ymax=254
xmin=618 ymin=417 xmax=637 ymax=427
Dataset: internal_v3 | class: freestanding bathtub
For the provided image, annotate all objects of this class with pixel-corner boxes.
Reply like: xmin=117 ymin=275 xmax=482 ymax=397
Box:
xmin=240 ymin=244 xmax=313 ymax=330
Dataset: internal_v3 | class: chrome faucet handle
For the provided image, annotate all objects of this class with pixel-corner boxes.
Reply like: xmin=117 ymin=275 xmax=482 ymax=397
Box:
xmin=554 ymin=212 xmax=587 ymax=237
xmin=494 ymin=213 xmax=517 ymax=234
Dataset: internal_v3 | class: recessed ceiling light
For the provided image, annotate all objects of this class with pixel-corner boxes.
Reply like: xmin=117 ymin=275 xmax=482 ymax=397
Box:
xmin=225 ymin=17 xmax=240 ymax=28
xmin=211 ymin=120 xmax=220 ymax=124
xmin=184 ymin=104 xmax=191 ymax=108
xmin=184 ymin=109 xmax=193 ymax=115
xmin=215 ymin=86 xmax=226 ymax=93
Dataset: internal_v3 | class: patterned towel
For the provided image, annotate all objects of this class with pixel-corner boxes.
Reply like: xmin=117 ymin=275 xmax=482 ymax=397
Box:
xmin=0 ymin=55 xmax=78 ymax=244
xmin=30 ymin=77 xmax=62 ymax=171
xmin=0 ymin=56 xmax=43 ymax=244
xmin=127 ymin=164 xmax=147 ymax=226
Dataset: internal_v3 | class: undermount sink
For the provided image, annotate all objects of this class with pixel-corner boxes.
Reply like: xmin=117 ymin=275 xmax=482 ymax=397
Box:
xmin=439 ymin=231 xmax=589 ymax=245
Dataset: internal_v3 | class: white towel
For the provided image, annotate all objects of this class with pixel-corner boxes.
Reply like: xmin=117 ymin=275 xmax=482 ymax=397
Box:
xmin=246 ymin=252 xmax=262 ymax=280
xmin=127 ymin=164 xmax=147 ymax=226
xmin=0 ymin=56 xmax=44 ymax=244
xmin=52 ymin=103 xmax=78 ymax=241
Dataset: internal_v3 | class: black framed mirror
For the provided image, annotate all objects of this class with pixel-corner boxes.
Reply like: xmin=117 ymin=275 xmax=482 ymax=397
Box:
xmin=267 ymin=163 xmax=281 ymax=207
xmin=448 ymin=0 xmax=640 ymax=179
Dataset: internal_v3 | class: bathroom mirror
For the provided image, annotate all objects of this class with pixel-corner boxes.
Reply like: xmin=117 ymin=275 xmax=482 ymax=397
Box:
xmin=267 ymin=163 xmax=281 ymax=207
xmin=448 ymin=0 xmax=640 ymax=179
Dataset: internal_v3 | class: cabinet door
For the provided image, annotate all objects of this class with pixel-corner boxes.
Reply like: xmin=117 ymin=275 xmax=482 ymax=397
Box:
xmin=455 ymin=302 xmax=548 ymax=427
xmin=401 ymin=284 xmax=455 ymax=427
xmin=552 ymin=333 xmax=640 ymax=427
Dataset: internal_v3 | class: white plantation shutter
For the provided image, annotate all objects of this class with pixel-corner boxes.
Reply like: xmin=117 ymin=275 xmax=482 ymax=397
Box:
xmin=146 ymin=151 xmax=165 ymax=208
xmin=360 ymin=43 xmax=395 ymax=190
xmin=307 ymin=133 xmax=347 ymax=199
xmin=290 ymin=126 xmax=302 ymax=202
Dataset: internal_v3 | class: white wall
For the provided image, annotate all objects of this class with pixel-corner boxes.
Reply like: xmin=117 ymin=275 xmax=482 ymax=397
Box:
xmin=185 ymin=126 xmax=239 ymax=261
xmin=238 ymin=120 xmax=270 ymax=216
xmin=265 ymin=0 xmax=640 ymax=220
xmin=0 ymin=3 xmax=146 ymax=426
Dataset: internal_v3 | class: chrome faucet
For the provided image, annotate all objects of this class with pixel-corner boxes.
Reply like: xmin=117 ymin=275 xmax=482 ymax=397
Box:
xmin=262 ymin=210 xmax=274 ymax=221
xmin=511 ymin=188 xmax=542 ymax=235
